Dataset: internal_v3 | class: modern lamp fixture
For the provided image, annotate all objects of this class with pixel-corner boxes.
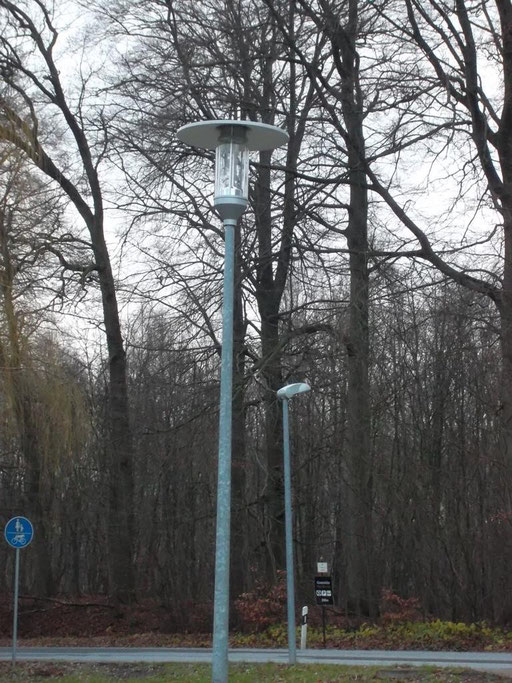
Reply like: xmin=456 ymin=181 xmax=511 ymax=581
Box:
xmin=177 ymin=120 xmax=288 ymax=683
xmin=277 ymin=382 xmax=311 ymax=664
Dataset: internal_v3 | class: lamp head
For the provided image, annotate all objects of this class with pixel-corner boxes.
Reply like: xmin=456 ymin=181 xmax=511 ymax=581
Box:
xmin=277 ymin=382 xmax=311 ymax=400
xmin=176 ymin=120 xmax=289 ymax=222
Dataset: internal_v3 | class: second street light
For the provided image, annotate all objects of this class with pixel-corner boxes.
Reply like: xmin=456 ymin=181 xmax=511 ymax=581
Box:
xmin=177 ymin=120 xmax=288 ymax=683
xmin=277 ymin=382 xmax=311 ymax=665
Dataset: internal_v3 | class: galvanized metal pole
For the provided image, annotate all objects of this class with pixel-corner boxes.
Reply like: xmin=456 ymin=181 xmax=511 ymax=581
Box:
xmin=12 ymin=547 xmax=20 ymax=665
xmin=282 ymin=397 xmax=297 ymax=664
xmin=212 ymin=218 xmax=236 ymax=683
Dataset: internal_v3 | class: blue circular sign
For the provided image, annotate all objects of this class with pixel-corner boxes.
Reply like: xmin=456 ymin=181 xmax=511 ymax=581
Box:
xmin=4 ymin=516 xmax=34 ymax=548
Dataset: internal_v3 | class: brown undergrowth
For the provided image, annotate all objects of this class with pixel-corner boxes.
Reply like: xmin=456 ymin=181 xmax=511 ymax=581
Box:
xmin=1 ymin=590 xmax=512 ymax=652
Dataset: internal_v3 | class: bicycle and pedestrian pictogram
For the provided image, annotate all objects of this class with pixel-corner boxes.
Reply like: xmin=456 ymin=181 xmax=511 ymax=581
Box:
xmin=4 ymin=516 xmax=34 ymax=548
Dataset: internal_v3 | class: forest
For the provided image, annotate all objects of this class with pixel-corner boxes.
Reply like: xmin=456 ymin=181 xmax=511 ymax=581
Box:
xmin=0 ymin=0 xmax=510 ymax=628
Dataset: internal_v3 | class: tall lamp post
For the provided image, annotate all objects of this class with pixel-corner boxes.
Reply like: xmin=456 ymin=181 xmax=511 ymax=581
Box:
xmin=177 ymin=120 xmax=288 ymax=683
xmin=277 ymin=382 xmax=311 ymax=664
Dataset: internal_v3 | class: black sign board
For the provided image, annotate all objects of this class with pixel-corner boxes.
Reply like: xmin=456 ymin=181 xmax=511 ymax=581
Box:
xmin=314 ymin=575 xmax=334 ymax=606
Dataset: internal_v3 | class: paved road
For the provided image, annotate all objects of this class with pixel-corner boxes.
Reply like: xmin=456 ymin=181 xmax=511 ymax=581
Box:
xmin=1 ymin=647 xmax=512 ymax=672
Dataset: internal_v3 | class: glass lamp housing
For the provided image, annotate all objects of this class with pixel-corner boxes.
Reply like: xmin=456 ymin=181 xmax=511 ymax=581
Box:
xmin=214 ymin=126 xmax=249 ymax=220
xmin=215 ymin=131 xmax=249 ymax=201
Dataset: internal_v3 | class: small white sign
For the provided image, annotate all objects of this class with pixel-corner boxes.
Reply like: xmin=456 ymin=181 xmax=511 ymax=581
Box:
xmin=317 ymin=561 xmax=328 ymax=573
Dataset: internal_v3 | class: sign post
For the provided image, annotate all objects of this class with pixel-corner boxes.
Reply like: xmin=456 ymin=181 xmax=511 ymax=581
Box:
xmin=4 ymin=516 xmax=34 ymax=665
xmin=315 ymin=562 xmax=333 ymax=648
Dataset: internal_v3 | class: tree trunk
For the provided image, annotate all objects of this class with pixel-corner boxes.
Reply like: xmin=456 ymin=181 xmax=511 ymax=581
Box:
xmin=339 ymin=0 xmax=376 ymax=616
xmin=92 ymin=221 xmax=135 ymax=603
xmin=253 ymin=145 xmax=286 ymax=578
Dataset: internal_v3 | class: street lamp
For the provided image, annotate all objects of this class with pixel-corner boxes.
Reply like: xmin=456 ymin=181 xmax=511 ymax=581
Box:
xmin=276 ymin=382 xmax=311 ymax=665
xmin=177 ymin=120 xmax=288 ymax=683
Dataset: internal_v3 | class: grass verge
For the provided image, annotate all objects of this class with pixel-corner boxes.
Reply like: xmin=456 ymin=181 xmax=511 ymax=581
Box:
xmin=0 ymin=662 xmax=509 ymax=682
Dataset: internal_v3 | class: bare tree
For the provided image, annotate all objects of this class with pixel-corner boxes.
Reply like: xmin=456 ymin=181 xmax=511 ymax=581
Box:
xmin=0 ymin=148 xmax=91 ymax=595
xmin=93 ymin=0 xmax=335 ymax=585
xmin=0 ymin=0 xmax=135 ymax=602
